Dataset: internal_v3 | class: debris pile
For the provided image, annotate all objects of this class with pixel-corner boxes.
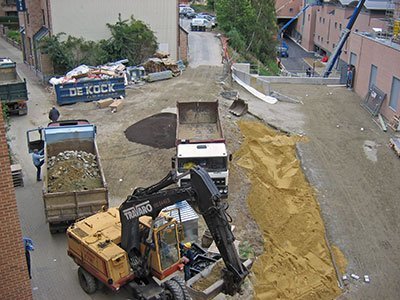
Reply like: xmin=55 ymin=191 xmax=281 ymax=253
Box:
xmin=47 ymin=150 xmax=102 ymax=193
xmin=49 ymin=60 xmax=128 ymax=86
xmin=49 ymin=53 xmax=185 ymax=87
xmin=142 ymin=51 xmax=184 ymax=77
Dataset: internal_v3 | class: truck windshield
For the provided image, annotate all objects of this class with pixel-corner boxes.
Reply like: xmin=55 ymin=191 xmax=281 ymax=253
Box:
xmin=157 ymin=224 xmax=180 ymax=271
xmin=178 ymin=157 xmax=227 ymax=173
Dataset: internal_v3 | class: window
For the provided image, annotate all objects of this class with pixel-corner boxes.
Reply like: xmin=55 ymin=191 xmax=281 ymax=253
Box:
xmin=335 ymin=22 xmax=337 ymax=29
xmin=289 ymin=8 xmax=293 ymax=12
xmin=323 ymin=18 xmax=325 ymax=24
xmin=26 ymin=12 xmax=30 ymax=24
xmin=308 ymin=14 xmax=310 ymax=21
xmin=157 ymin=224 xmax=180 ymax=271
xmin=350 ymin=52 xmax=357 ymax=66
xmin=319 ymin=17 xmax=322 ymax=23
xmin=318 ymin=35 xmax=320 ymax=41
xmin=333 ymin=43 xmax=335 ymax=48
xmin=389 ymin=77 xmax=400 ymax=110
xmin=339 ymin=23 xmax=342 ymax=30
xmin=42 ymin=9 xmax=45 ymax=26
xmin=369 ymin=65 xmax=377 ymax=89
xmin=177 ymin=157 xmax=227 ymax=173
xmin=27 ymin=37 xmax=32 ymax=56
xmin=321 ymin=37 xmax=324 ymax=42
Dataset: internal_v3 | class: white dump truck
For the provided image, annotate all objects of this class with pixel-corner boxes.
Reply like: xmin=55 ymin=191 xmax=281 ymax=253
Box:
xmin=172 ymin=101 xmax=230 ymax=197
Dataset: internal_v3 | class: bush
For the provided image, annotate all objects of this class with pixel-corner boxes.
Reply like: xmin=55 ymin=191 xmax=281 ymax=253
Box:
xmin=6 ymin=30 xmax=21 ymax=44
xmin=40 ymin=16 xmax=158 ymax=74
xmin=226 ymin=29 xmax=246 ymax=53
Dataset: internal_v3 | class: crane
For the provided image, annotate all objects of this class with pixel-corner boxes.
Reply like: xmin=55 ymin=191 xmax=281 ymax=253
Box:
xmin=323 ymin=0 xmax=367 ymax=77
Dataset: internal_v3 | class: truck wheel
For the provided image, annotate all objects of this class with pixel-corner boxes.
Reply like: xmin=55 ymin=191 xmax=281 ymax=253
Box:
xmin=170 ymin=276 xmax=191 ymax=300
xmin=49 ymin=224 xmax=58 ymax=234
xmin=78 ymin=267 xmax=97 ymax=294
xmin=164 ymin=279 xmax=184 ymax=300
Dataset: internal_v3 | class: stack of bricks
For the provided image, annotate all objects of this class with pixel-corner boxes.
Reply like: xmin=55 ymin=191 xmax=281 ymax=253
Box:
xmin=0 ymin=107 xmax=32 ymax=299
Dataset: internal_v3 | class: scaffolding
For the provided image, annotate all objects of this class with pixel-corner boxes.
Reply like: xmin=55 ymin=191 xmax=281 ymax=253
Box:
xmin=386 ymin=0 xmax=400 ymax=43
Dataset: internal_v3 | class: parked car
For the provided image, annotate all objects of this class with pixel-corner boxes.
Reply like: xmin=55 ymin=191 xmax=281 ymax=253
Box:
xmin=276 ymin=46 xmax=289 ymax=58
xmin=179 ymin=6 xmax=195 ymax=18
xmin=186 ymin=11 xmax=197 ymax=19
xmin=196 ymin=13 xmax=217 ymax=27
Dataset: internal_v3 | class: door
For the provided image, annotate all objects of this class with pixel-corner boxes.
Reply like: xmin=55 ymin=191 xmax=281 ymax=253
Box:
xmin=26 ymin=128 xmax=44 ymax=153
xmin=389 ymin=76 xmax=400 ymax=111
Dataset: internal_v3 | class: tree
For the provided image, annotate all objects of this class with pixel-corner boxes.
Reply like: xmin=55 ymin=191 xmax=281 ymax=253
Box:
xmin=40 ymin=16 xmax=158 ymax=73
xmin=105 ymin=16 xmax=158 ymax=65
xmin=215 ymin=0 xmax=277 ymax=65
xmin=40 ymin=33 xmax=72 ymax=73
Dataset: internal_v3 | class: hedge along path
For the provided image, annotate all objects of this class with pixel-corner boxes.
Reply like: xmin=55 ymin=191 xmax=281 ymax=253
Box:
xmin=235 ymin=121 xmax=343 ymax=300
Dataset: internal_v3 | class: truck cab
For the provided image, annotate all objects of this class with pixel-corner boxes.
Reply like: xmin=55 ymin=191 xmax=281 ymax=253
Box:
xmin=174 ymin=143 xmax=229 ymax=197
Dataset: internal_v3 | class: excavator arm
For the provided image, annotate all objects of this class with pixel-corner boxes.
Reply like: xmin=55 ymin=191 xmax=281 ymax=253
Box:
xmin=119 ymin=166 xmax=249 ymax=296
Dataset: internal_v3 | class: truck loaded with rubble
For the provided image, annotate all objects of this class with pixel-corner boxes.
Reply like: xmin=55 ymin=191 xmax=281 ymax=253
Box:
xmin=27 ymin=120 xmax=108 ymax=233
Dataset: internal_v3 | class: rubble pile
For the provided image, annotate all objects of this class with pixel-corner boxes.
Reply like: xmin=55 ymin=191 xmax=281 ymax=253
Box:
xmin=49 ymin=53 xmax=185 ymax=87
xmin=143 ymin=51 xmax=184 ymax=77
xmin=47 ymin=150 xmax=102 ymax=193
xmin=49 ymin=60 xmax=128 ymax=86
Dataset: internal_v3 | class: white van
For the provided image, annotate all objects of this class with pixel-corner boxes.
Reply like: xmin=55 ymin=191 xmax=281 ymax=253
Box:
xmin=190 ymin=18 xmax=211 ymax=31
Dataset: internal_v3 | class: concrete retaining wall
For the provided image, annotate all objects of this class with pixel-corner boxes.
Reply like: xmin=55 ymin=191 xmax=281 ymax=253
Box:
xmin=232 ymin=63 xmax=341 ymax=96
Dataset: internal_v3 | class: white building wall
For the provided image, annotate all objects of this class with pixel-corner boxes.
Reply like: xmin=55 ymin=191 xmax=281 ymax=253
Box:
xmin=50 ymin=0 xmax=178 ymax=59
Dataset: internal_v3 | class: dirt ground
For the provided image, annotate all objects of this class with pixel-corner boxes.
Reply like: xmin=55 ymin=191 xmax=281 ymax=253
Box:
xmin=56 ymin=65 xmax=400 ymax=299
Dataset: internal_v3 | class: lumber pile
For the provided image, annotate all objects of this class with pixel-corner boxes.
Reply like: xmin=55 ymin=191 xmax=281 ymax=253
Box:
xmin=11 ymin=164 xmax=23 ymax=187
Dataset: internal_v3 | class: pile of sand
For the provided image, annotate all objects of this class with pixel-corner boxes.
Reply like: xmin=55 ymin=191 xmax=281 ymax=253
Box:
xmin=235 ymin=121 xmax=343 ymax=299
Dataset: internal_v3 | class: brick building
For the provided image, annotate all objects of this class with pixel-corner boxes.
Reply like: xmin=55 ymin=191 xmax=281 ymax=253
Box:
xmin=0 ymin=107 xmax=32 ymax=299
xmin=0 ymin=0 xmax=18 ymax=17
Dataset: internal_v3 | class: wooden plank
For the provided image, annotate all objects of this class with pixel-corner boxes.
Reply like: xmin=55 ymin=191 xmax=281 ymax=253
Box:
xmin=378 ymin=114 xmax=387 ymax=132
xmin=110 ymin=100 xmax=124 ymax=112
xmin=10 ymin=164 xmax=22 ymax=173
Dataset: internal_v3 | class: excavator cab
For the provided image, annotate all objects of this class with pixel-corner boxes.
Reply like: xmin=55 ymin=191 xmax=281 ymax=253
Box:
xmin=138 ymin=214 xmax=182 ymax=279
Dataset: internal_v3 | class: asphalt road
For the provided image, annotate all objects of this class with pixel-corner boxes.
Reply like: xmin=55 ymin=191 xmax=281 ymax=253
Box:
xmin=280 ymin=37 xmax=315 ymax=74
xmin=181 ymin=18 xmax=222 ymax=68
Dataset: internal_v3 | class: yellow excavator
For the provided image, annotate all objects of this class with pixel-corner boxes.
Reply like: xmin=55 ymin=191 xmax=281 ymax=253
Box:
xmin=67 ymin=166 xmax=252 ymax=299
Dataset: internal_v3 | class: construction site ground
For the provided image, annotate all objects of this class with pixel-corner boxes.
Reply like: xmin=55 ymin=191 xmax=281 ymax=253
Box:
xmin=58 ymin=66 xmax=400 ymax=299
xmin=3 ymin=34 xmax=399 ymax=299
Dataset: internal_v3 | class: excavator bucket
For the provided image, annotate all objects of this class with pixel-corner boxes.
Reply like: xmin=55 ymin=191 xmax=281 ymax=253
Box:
xmin=185 ymin=259 xmax=253 ymax=300
xmin=228 ymin=98 xmax=248 ymax=117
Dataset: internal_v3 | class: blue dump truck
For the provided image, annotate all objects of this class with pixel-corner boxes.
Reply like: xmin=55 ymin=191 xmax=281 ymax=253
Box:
xmin=27 ymin=120 xmax=109 ymax=233
xmin=54 ymin=77 xmax=125 ymax=105
xmin=0 ymin=58 xmax=28 ymax=115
